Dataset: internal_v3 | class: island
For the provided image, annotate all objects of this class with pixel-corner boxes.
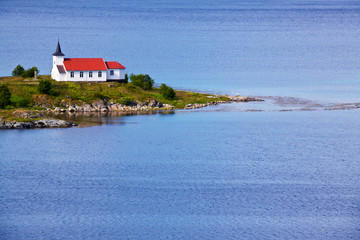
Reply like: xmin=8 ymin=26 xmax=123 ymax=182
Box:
xmin=0 ymin=75 xmax=262 ymax=129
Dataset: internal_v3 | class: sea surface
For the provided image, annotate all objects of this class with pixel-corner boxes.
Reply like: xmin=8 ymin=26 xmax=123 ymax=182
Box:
xmin=1 ymin=0 xmax=360 ymax=239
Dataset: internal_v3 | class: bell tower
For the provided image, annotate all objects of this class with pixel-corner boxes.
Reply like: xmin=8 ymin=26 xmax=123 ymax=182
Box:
xmin=52 ymin=40 xmax=65 ymax=66
xmin=51 ymin=40 xmax=65 ymax=80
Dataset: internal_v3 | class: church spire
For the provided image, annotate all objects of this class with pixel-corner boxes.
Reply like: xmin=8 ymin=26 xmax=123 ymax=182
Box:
xmin=53 ymin=40 xmax=65 ymax=56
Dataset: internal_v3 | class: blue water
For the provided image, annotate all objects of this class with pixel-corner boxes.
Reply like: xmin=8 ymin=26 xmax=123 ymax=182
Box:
xmin=1 ymin=0 xmax=360 ymax=100
xmin=1 ymin=0 xmax=360 ymax=239
xmin=1 ymin=109 xmax=360 ymax=239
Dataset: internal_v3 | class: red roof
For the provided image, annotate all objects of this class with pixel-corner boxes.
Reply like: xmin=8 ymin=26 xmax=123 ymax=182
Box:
xmin=63 ymin=58 xmax=107 ymax=71
xmin=105 ymin=61 xmax=126 ymax=69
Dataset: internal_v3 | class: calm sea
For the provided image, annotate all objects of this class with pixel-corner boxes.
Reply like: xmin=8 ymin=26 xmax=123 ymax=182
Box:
xmin=0 ymin=0 xmax=360 ymax=239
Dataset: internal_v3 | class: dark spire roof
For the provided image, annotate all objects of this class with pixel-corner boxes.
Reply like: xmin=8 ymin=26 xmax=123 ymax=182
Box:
xmin=53 ymin=40 xmax=65 ymax=56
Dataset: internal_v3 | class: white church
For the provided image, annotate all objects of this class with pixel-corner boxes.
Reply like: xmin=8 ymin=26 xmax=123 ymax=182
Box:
xmin=51 ymin=41 xmax=126 ymax=82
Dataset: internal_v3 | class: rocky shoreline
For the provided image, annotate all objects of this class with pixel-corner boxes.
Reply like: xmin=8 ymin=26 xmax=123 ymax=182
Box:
xmin=0 ymin=111 xmax=77 ymax=129
xmin=0 ymin=96 xmax=263 ymax=129
xmin=49 ymin=96 xmax=262 ymax=113
xmin=1 ymin=119 xmax=77 ymax=129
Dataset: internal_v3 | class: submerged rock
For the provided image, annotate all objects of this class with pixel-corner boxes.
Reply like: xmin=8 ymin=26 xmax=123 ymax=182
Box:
xmin=228 ymin=96 xmax=263 ymax=102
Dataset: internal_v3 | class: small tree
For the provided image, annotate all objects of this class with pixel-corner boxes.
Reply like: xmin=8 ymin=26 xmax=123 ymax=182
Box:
xmin=0 ymin=85 xmax=11 ymax=109
xmin=12 ymin=64 xmax=25 ymax=76
xmin=124 ymin=73 xmax=128 ymax=83
xmin=22 ymin=66 xmax=39 ymax=78
xmin=159 ymin=83 xmax=176 ymax=100
xmin=130 ymin=74 xmax=154 ymax=90
xmin=38 ymin=79 xmax=52 ymax=94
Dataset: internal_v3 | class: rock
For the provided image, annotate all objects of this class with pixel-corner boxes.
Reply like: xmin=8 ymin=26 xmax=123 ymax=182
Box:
xmin=163 ymin=104 xmax=174 ymax=109
xmin=68 ymin=106 xmax=76 ymax=112
xmin=33 ymin=119 xmax=77 ymax=128
xmin=1 ymin=121 xmax=13 ymax=129
xmin=13 ymin=122 xmax=34 ymax=129
xmin=61 ymin=99 xmax=72 ymax=108
xmin=229 ymin=96 xmax=263 ymax=102
xmin=81 ymin=104 xmax=91 ymax=112
xmin=148 ymin=99 xmax=158 ymax=108
xmin=12 ymin=111 xmax=44 ymax=119
xmin=33 ymin=94 xmax=56 ymax=108
xmin=92 ymin=100 xmax=106 ymax=111
xmin=0 ymin=119 xmax=77 ymax=129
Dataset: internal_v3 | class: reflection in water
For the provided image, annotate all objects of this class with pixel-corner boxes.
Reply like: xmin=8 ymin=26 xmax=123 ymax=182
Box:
xmin=49 ymin=110 xmax=176 ymax=127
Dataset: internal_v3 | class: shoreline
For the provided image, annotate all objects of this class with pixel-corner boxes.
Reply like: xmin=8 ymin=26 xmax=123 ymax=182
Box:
xmin=2 ymin=95 xmax=360 ymax=129
xmin=0 ymin=96 xmax=263 ymax=129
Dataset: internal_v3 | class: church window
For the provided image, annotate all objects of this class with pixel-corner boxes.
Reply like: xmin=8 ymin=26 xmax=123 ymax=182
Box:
xmin=98 ymin=71 xmax=102 ymax=77
xmin=80 ymin=71 xmax=83 ymax=78
xmin=71 ymin=71 xmax=74 ymax=78
xmin=89 ymin=71 xmax=93 ymax=77
xmin=110 ymin=70 xmax=114 ymax=76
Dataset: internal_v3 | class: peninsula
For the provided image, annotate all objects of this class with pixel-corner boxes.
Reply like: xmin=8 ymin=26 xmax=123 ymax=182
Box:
xmin=0 ymin=75 xmax=261 ymax=129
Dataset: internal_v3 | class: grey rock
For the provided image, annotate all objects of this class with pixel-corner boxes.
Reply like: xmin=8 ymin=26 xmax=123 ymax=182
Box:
xmin=33 ymin=119 xmax=77 ymax=128
xmin=163 ymin=104 xmax=174 ymax=109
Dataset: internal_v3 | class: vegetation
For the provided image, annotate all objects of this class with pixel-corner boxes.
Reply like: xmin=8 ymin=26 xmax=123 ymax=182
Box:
xmin=12 ymin=64 xmax=39 ymax=78
xmin=10 ymin=95 xmax=29 ymax=108
xmin=12 ymin=64 xmax=25 ymax=76
xmin=130 ymin=74 xmax=154 ymax=90
xmin=0 ymin=85 xmax=11 ymax=109
xmin=22 ymin=67 xmax=39 ymax=78
xmin=118 ymin=97 xmax=132 ymax=106
xmin=0 ymin=74 xmax=230 ymax=122
xmin=38 ymin=79 xmax=52 ymax=94
xmin=124 ymin=73 xmax=128 ymax=83
xmin=159 ymin=83 xmax=176 ymax=100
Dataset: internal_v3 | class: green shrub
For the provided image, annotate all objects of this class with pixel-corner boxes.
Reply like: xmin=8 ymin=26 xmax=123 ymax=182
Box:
xmin=10 ymin=95 xmax=30 ymax=108
xmin=0 ymin=85 xmax=11 ymax=109
xmin=130 ymin=74 xmax=154 ymax=90
xmin=12 ymin=64 xmax=25 ymax=76
xmin=22 ymin=67 xmax=39 ymax=78
xmin=118 ymin=97 xmax=132 ymax=106
xmin=159 ymin=83 xmax=176 ymax=100
xmin=38 ymin=79 xmax=52 ymax=94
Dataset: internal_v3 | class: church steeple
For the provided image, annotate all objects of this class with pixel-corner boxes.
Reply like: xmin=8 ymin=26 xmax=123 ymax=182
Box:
xmin=53 ymin=40 xmax=65 ymax=56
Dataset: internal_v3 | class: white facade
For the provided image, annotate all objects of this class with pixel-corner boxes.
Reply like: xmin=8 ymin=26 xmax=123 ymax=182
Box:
xmin=52 ymin=70 xmax=107 ymax=82
xmin=51 ymin=55 xmax=64 ymax=80
xmin=106 ymin=69 xmax=125 ymax=80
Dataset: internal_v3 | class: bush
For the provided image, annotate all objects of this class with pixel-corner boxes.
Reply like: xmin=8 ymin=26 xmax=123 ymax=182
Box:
xmin=38 ymin=79 xmax=52 ymax=94
xmin=159 ymin=83 xmax=176 ymax=100
xmin=130 ymin=74 xmax=154 ymax=90
xmin=118 ymin=97 xmax=132 ymax=106
xmin=22 ymin=66 xmax=39 ymax=78
xmin=12 ymin=64 xmax=25 ymax=76
xmin=10 ymin=95 xmax=30 ymax=108
xmin=0 ymin=85 xmax=11 ymax=109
